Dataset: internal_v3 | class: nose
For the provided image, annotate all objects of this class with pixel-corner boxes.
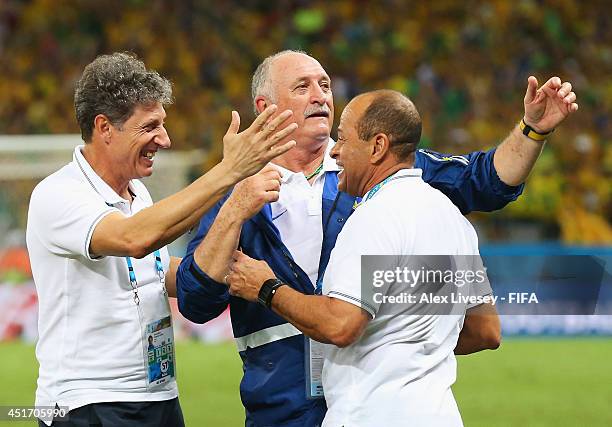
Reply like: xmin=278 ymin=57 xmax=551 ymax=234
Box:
xmin=156 ymin=126 xmax=171 ymax=149
xmin=330 ymin=142 xmax=340 ymax=160
xmin=310 ymin=84 xmax=327 ymax=106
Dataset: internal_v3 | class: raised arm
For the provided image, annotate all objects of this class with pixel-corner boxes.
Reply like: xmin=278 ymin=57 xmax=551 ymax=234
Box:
xmin=175 ymin=197 xmax=231 ymax=323
xmin=420 ymin=76 xmax=578 ymax=214
xmin=418 ymin=148 xmax=522 ymax=214
xmin=194 ymin=165 xmax=281 ymax=283
xmin=176 ymin=166 xmax=281 ymax=323
xmin=494 ymin=76 xmax=578 ymax=186
xmin=90 ymin=106 xmax=296 ymax=258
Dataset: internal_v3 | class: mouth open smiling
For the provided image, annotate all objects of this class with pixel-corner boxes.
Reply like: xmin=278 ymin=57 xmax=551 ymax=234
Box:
xmin=142 ymin=150 xmax=156 ymax=160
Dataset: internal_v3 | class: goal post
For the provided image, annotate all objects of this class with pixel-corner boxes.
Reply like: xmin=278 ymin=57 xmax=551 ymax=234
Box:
xmin=0 ymin=134 xmax=207 ymax=255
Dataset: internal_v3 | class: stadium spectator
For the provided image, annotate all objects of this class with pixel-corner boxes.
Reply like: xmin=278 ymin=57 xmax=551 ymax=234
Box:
xmin=226 ymin=89 xmax=494 ymax=427
xmin=175 ymin=50 xmax=577 ymax=426
xmin=0 ymin=2 xmax=608 ymax=241
xmin=25 ymin=52 xmax=295 ymax=427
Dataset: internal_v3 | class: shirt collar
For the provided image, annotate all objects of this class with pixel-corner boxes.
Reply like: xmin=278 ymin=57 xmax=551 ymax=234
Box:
xmin=273 ymin=137 xmax=341 ymax=183
xmin=73 ymin=145 xmax=137 ymax=206
xmin=360 ymin=168 xmax=423 ymax=202
xmin=393 ymin=168 xmax=422 ymax=178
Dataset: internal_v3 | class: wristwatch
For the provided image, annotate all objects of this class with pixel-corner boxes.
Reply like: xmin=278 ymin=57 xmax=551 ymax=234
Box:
xmin=258 ymin=278 xmax=285 ymax=308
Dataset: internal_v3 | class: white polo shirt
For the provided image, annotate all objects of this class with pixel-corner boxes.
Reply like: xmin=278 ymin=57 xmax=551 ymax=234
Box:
xmin=26 ymin=146 xmax=177 ymax=422
xmin=321 ymin=169 xmax=485 ymax=427
xmin=271 ymin=139 xmax=340 ymax=286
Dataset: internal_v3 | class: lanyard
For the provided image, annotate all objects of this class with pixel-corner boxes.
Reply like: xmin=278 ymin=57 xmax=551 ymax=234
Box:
xmin=316 ymin=173 xmax=410 ymax=295
xmin=125 ymin=250 xmax=165 ymax=304
xmin=314 ymin=173 xmax=397 ymax=295
xmin=352 ymin=174 xmax=408 ymax=210
xmin=97 ymin=202 xmax=166 ymax=305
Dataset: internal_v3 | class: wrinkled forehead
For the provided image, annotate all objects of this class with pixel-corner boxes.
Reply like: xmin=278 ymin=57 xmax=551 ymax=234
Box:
xmin=130 ymin=102 xmax=166 ymax=122
xmin=270 ymin=53 xmax=330 ymax=88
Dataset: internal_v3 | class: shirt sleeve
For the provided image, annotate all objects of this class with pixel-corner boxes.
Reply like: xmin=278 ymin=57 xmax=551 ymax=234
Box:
xmin=417 ymin=148 xmax=524 ymax=214
xmin=453 ymin=220 xmax=492 ymax=309
xmin=28 ymin=178 xmax=118 ymax=261
xmin=465 ymin=254 xmax=493 ymax=309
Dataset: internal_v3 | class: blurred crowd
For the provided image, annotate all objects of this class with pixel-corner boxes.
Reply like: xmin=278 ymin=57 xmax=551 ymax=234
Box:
xmin=0 ymin=0 xmax=610 ymax=244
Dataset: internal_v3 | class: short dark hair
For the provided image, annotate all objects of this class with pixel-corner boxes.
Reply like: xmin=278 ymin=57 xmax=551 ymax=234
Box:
xmin=356 ymin=90 xmax=421 ymax=161
xmin=74 ymin=52 xmax=173 ymax=142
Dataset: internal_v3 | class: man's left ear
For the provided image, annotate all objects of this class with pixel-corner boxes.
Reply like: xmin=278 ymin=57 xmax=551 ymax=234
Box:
xmin=370 ymin=133 xmax=390 ymax=164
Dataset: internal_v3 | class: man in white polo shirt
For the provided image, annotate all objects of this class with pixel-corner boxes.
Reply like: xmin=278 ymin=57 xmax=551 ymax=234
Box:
xmin=226 ymin=89 xmax=493 ymax=426
xmin=26 ymin=52 xmax=296 ymax=426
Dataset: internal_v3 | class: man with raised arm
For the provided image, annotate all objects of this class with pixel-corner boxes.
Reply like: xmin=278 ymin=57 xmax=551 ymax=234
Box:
xmin=176 ymin=50 xmax=578 ymax=426
xmin=227 ymin=90 xmax=493 ymax=426
xmin=26 ymin=52 xmax=296 ymax=427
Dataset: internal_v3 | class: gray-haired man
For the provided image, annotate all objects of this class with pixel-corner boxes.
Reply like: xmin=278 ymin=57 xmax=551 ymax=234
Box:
xmin=176 ymin=50 xmax=578 ymax=426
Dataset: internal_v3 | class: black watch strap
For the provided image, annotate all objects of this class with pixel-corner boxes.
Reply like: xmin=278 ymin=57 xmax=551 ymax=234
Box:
xmin=257 ymin=278 xmax=285 ymax=308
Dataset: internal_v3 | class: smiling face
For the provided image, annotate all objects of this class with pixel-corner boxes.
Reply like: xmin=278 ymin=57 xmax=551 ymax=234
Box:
xmin=330 ymin=95 xmax=373 ymax=197
xmin=264 ymin=53 xmax=334 ymax=146
xmin=108 ymin=102 xmax=170 ymax=181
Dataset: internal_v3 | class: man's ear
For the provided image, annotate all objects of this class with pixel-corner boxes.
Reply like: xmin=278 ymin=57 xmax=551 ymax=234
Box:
xmin=93 ymin=114 xmax=113 ymax=144
xmin=370 ymin=133 xmax=391 ymax=164
xmin=254 ymin=96 xmax=268 ymax=115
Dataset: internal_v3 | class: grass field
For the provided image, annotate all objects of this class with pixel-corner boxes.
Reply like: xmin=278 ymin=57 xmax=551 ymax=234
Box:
xmin=1 ymin=338 xmax=611 ymax=426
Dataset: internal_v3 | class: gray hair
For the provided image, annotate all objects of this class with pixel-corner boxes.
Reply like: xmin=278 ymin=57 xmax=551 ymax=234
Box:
xmin=251 ymin=49 xmax=309 ymax=115
xmin=74 ymin=52 xmax=173 ymax=142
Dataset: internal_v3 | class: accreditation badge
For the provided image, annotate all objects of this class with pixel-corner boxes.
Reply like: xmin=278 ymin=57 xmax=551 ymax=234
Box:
xmin=145 ymin=315 xmax=175 ymax=386
xmin=305 ymin=338 xmax=324 ymax=399
xmin=137 ymin=282 xmax=176 ymax=390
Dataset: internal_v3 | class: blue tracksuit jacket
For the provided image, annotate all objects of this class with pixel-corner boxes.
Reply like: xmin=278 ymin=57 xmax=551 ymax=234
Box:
xmin=176 ymin=148 xmax=523 ymax=426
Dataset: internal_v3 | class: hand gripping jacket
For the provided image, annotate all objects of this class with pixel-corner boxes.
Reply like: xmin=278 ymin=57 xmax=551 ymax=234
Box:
xmin=176 ymin=148 xmax=522 ymax=427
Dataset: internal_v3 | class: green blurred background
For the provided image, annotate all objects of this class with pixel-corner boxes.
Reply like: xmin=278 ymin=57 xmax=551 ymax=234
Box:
xmin=0 ymin=0 xmax=610 ymax=243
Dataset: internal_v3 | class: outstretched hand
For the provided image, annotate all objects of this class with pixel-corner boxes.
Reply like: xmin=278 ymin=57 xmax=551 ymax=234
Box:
xmin=222 ymin=105 xmax=297 ymax=180
xmin=523 ymin=76 xmax=578 ymax=134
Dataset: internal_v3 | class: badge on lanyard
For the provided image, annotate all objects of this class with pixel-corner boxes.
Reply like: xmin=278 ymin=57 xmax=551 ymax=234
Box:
xmin=305 ymin=338 xmax=325 ymax=399
xmin=305 ymin=278 xmax=325 ymax=399
xmin=126 ymin=250 xmax=176 ymax=389
xmin=145 ymin=315 xmax=175 ymax=386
